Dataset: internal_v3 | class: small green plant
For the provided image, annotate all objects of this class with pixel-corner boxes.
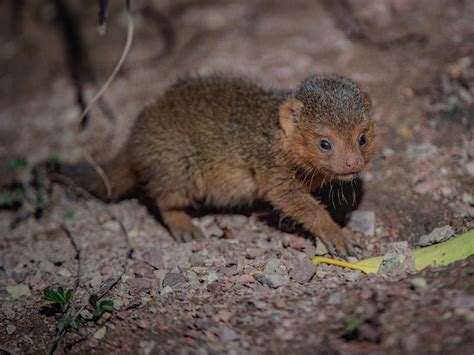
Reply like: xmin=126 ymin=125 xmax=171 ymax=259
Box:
xmin=8 ymin=157 xmax=27 ymax=172
xmin=63 ymin=209 xmax=75 ymax=220
xmin=47 ymin=154 xmax=63 ymax=165
xmin=57 ymin=314 xmax=82 ymax=332
xmin=44 ymin=287 xmax=73 ymax=312
xmin=36 ymin=191 xmax=47 ymax=209
xmin=345 ymin=314 xmax=365 ymax=333
xmin=89 ymin=294 xmax=114 ymax=319
xmin=44 ymin=286 xmax=115 ymax=339
xmin=0 ymin=186 xmax=25 ymax=208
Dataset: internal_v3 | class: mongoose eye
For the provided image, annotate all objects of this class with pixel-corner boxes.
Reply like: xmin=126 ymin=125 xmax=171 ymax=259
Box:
xmin=358 ymin=133 xmax=367 ymax=146
xmin=319 ymin=139 xmax=332 ymax=151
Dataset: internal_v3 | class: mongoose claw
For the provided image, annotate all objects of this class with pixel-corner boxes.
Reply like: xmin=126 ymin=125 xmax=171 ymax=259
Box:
xmin=319 ymin=227 xmax=354 ymax=258
xmin=172 ymin=225 xmax=206 ymax=243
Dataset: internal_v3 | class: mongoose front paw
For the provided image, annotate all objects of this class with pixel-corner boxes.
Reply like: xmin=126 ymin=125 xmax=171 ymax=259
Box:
xmin=318 ymin=226 xmax=354 ymax=257
xmin=170 ymin=225 xmax=205 ymax=243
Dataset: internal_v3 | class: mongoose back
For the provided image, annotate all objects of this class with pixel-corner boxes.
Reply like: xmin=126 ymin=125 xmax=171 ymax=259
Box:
xmin=60 ymin=74 xmax=377 ymax=255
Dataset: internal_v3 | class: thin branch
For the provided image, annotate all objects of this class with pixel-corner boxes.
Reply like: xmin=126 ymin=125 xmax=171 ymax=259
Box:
xmin=78 ymin=1 xmax=134 ymax=126
xmin=47 ymin=224 xmax=82 ymax=355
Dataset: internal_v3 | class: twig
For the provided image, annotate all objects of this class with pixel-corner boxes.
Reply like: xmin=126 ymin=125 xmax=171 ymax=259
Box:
xmin=45 ymin=182 xmax=134 ymax=353
xmin=78 ymin=0 xmax=134 ymax=126
xmin=77 ymin=0 xmax=135 ymax=200
xmin=47 ymin=224 xmax=82 ymax=355
xmin=81 ymin=148 xmax=112 ymax=200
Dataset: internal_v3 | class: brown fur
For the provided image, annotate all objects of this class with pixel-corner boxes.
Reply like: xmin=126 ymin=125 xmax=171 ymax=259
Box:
xmin=61 ymin=74 xmax=377 ymax=255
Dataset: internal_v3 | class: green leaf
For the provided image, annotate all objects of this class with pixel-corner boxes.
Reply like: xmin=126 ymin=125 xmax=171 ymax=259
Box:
xmin=44 ymin=288 xmax=65 ymax=304
xmin=8 ymin=157 xmax=27 ymax=172
xmin=36 ymin=192 xmax=46 ymax=209
xmin=65 ymin=289 xmax=73 ymax=303
xmin=44 ymin=287 xmax=73 ymax=311
xmin=0 ymin=187 xmax=24 ymax=207
xmin=345 ymin=314 xmax=365 ymax=333
xmin=99 ymin=299 xmax=114 ymax=313
xmin=63 ymin=209 xmax=75 ymax=220
xmin=93 ymin=299 xmax=114 ymax=318
xmin=0 ymin=191 xmax=13 ymax=206
xmin=47 ymin=154 xmax=62 ymax=165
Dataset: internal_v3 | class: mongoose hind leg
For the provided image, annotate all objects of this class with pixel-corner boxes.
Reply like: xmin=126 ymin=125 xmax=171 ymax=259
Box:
xmin=156 ymin=196 xmax=205 ymax=243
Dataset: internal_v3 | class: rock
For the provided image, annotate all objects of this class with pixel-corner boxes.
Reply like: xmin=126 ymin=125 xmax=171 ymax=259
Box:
xmin=58 ymin=268 xmax=72 ymax=277
xmin=216 ymin=310 xmax=231 ymax=323
xmin=342 ymin=270 xmax=361 ymax=282
xmin=406 ymin=143 xmax=438 ymax=160
xmin=102 ymin=221 xmax=121 ymax=233
xmin=264 ymin=274 xmax=288 ymax=289
xmin=465 ymin=161 xmax=474 ymax=177
xmin=382 ymin=148 xmax=395 ymax=158
xmin=162 ymin=272 xmax=186 ymax=289
xmin=160 ymin=286 xmax=173 ymax=296
xmin=207 ymin=272 xmax=219 ymax=284
xmin=128 ymin=278 xmax=153 ymax=296
xmin=378 ymin=241 xmax=415 ymax=275
xmin=245 ymin=248 xmax=259 ymax=259
xmin=218 ymin=327 xmax=239 ymax=342
xmin=139 ymin=340 xmax=156 ymax=355
xmin=192 ymin=242 xmax=206 ymax=252
xmin=237 ymin=274 xmax=256 ymax=284
xmin=462 ymin=193 xmax=474 ymax=206
xmin=327 ymin=292 xmax=344 ymax=305
xmin=93 ymin=327 xmax=107 ymax=340
xmin=142 ymin=249 xmax=165 ymax=269
xmin=264 ymin=259 xmax=286 ymax=275
xmin=6 ymin=284 xmax=31 ymax=299
xmin=413 ymin=179 xmax=441 ymax=195
xmin=137 ymin=320 xmax=150 ymax=329
xmin=288 ymin=236 xmax=306 ymax=251
xmin=452 ymin=294 xmax=474 ymax=310
xmin=417 ymin=225 xmax=454 ymax=246
xmin=314 ymin=241 xmax=329 ymax=256
xmin=6 ymin=324 xmax=16 ymax=335
xmin=264 ymin=259 xmax=280 ymax=274
xmin=184 ymin=271 xmax=198 ymax=285
xmin=410 ymin=277 xmax=428 ymax=290
xmin=348 ymin=211 xmax=376 ymax=236
xmin=290 ymin=260 xmax=316 ymax=284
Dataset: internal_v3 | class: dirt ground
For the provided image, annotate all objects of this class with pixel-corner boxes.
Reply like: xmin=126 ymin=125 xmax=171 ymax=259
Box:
xmin=0 ymin=0 xmax=473 ymax=354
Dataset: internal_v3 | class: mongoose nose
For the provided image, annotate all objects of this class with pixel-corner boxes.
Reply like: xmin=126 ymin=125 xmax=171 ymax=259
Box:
xmin=345 ymin=156 xmax=360 ymax=172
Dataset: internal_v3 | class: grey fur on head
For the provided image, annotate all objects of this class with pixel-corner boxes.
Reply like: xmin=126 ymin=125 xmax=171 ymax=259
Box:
xmin=295 ymin=74 xmax=372 ymax=128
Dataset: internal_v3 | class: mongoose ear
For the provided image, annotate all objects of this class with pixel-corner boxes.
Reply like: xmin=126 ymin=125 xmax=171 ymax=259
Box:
xmin=279 ymin=99 xmax=304 ymax=136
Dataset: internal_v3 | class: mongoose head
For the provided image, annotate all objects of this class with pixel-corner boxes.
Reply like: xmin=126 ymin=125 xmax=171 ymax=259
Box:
xmin=279 ymin=74 xmax=377 ymax=182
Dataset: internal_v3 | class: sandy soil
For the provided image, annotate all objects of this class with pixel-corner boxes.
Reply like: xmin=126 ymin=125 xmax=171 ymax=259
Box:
xmin=0 ymin=0 xmax=473 ymax=354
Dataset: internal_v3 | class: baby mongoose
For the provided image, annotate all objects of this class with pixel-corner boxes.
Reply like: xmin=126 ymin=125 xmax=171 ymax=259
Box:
xmin=63 ymin=74 xmax=376 ymax=256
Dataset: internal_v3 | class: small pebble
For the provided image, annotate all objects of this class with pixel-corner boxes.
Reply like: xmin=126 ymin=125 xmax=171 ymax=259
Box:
xmin=102 ymin=221 xmax=120 ymax=233
xmin=264 ymin=274 xmax=288 ymax=289
xmin=160 ymin=286 xmax=173 ymax=296
xmin=290 ymin=260 xmax=316 ymax=284
xmin=93 ymin=327 xmax=107 ymax=340
xmin=238 ymin=274 xmax=256 ymax=284
xmin=327 ymin=292 xmax=344 ymax=305
xmin=410 ymin=277 xmax=428 ymax=290
xmin=264 ymin=259 xmax=283 ymax=275
xmin=465 ymin=161 xmax=474 ymax=177
xmin=218 ymin=327 xmax=239 ymax=342
xmin=208 ymin=272 xmax=219 ymax=284
xmin=6 ymin=324 xmax=16 ymax=335
xmin=6 ymin=284 xmax=31 ymax=299
xmin=348 ymin=211 xmax=376 ymax=237
xmin=417 ymin=225 xmax=454 ymax=246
